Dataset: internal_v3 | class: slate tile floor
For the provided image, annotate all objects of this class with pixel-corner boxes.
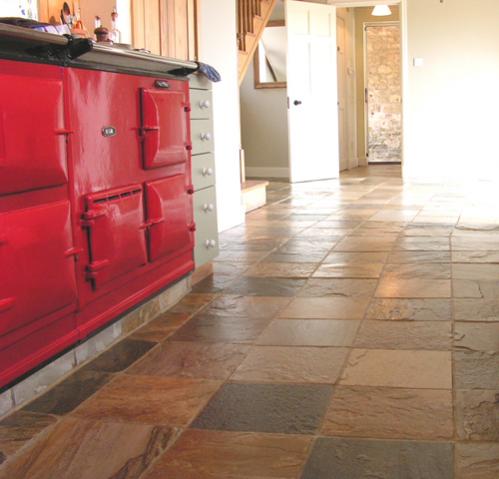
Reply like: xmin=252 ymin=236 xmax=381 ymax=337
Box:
xmin=1 ymin=165 xmax=499 ymax=478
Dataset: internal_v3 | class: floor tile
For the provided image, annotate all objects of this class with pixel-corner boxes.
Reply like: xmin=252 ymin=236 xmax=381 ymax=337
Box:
xmin=201 ymin=295 xmax=290 ymax=318
xmin=394 ymin=237 xmax=450 ymax=251
xmin=0 ymin=411 xmax=57 ymax=463
xmin=334 ymin=235 xmax=397 ymax=252
xmin=453 ymin=264 xmax=499 ymax=281
xmin=278 ymin=297 xmax=370 ymax=319
xmin=222 ymin=277 xmax=307 ymax=296
xmin=340 ymin=349 xmax=452 ymax=388
xmin=256 ymin=319 xmax=359 ymax=347
xmin=354 ymin=320 xmax=452 ymax=350
xmin=169 ymin=314 xmax=271 ymax=343
xmin=0 ymin=417 xmax=179 ymax=479
xmin=169 ymin=293 xmax=216 ymax=314
xmin=81 ymin=338 xmax=156 ymax=373
xmin=302 ymin=437 xmax=453 ymax=479
xmin=455 ymin=389 xmax=499 ymax=441
xmin=454 ymin=299 xmax=499 ymax=322
xmin=454 ymin=351 xmax=499 ymax=389
xmin=454 ymin=322 xmax=499 ymax=352
xmin=243 ymin=262 xmax=317 ymax=278
xmin=131 ymin=312 xmax=191 ymax=342
xmin=366 ymin=298 xmax=452 ymax=321
xmin=376 ymin=278 xmax=451 ymax=298
xmin=127 ymin=342 xmax=248 ymax=380
xmin=382 ymin=262 xmax=451 ymax=280
xmin=452 ymin=251 xmax=499 ymax=263
xmin=142 ymin=429 xmax=312 ymax=479
xmin=72 ymin=375 xmax=221 ymax=426
xmin=298 ymin=278 xmax=377 ymax=298
xmin=322 ymin=386 xmax=453 ymax=440
xmin=23 ymin=370 xmax=112 ymax=415
xmin=231 ymin=346 xmax=348 ymax=383
xmin=191 ymin=383 xmax=333 ymax=434
xmin=387 ymin=251 xmax=451 ymax=263
xmin=455 ymin=443 xmax=499 ymax=479
xmin=317 ymin=252 xmax=387 ymax=278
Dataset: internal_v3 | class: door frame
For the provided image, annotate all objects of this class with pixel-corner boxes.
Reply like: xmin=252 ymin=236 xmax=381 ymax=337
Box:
xmin=363 ymin=20 xmax=401 ymax=164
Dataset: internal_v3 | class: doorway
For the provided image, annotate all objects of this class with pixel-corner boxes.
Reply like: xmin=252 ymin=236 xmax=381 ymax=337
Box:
xmin=364 ymin=22 xmax=402 ymax=163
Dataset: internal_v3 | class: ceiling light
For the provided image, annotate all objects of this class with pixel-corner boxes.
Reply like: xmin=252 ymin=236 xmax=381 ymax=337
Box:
xmin=372 ymin=5 xmax=392 ymax=16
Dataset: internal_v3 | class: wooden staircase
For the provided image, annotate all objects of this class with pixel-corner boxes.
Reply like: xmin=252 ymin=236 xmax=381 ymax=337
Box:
xmin=237 ymin=0 xmax=278 ymax=85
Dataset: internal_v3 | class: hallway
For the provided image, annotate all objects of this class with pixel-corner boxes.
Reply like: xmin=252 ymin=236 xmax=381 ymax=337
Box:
xmin=1 ymin=165 xmax=498 ymax=478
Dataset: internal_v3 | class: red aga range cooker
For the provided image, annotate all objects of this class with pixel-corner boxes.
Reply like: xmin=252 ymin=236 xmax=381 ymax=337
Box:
xmin=0 ymin=25 xmax=200 ymax=388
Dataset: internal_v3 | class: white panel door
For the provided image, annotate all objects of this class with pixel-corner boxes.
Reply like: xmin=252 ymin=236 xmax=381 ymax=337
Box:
xmin=286 ymin=0 xmax=338 ymax=183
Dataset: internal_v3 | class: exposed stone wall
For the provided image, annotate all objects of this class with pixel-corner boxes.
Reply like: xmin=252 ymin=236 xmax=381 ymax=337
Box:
xmin=366 ymin=24 xmax=402 ymax=162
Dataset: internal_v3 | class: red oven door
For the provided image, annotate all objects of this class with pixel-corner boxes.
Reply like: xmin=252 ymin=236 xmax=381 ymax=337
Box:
xmin=83 ymin=185 xmax=148 ymax=288
xmin=0 ymin=61 xmax=68 ymax=195
xmin=141 ymin=88 xmax=189 ymax=169
xmin=0 ymin=201 xmax=78 ymax=336
xmin=145 ymin=176 xmax=194 ymax=262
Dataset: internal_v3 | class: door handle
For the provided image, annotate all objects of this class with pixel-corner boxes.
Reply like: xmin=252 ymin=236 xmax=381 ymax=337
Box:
xmin=293 ymin=100 xmax=303 ymax=106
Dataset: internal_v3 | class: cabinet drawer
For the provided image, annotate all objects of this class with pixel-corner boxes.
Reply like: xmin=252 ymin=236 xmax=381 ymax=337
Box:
xmin=190 ymin=90 xmax=212 ymax=120
xmin=192 ymin=153 xmax=215 ymax=191
xmin=193 ymin=187 xmax=219 ymax=266
xmin=191 ymin=120 xmax=213 ymax=155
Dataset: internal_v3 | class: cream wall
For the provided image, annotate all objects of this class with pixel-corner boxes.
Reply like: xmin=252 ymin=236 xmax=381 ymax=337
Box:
xmin=403 ymin=0 xmax=499 ymax=182
xmin=240 ymin=63 xmax=290 ymax=178
xmin=198 ymin=0 xmax=245 ymax=231
xmin=354 ymin=6 xmax=399 ymax=164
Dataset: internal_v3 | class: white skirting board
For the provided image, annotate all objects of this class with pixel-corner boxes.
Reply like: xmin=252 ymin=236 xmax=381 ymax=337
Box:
xmin=245 ymin=167 xmax=290 ymax=179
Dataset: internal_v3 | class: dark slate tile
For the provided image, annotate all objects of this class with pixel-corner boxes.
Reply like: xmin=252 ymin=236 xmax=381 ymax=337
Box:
xmin=81 ymin=338 xmax=156 ymax=373
xmin=191 ymin=382 xmax=333 ymax=434
xmin=222 ymin=277 xmax=307 ymax=297
xmin=301 ymin=437 xmax=454 ymax=479
xmin=169 ymin=314 xmax=271 ymax=344
xmin=23 ymin=370 xmax=112 ymax=415
xmin=454 ymin=351 xmax=499 ymax=389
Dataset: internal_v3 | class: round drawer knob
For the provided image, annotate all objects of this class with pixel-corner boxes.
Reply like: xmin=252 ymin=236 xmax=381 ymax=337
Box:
xmin=199 ymin=100 xmax=211 ymax=109
xmin=200 ymin=132 xmax=212 ymax=141
xmin=204 ymin=239 xmax=216 ymax=248
xmin=202 ymin=203 xmax=214 ymax=212
xmin=202 ymin=167 xmax=214 ymax=177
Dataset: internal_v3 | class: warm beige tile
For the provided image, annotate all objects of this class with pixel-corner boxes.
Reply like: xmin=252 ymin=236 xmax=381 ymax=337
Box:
xmin=143 ymin=430 xmax=312 ymax=479
xmin=454 ymin=322 xmax=499 ymax=352
xmin=453 ymin=264 xmax=499 ymax=281
xmin=455 ymin=443 xmax=499 ymax=479
xmin=72 ymin=375 xmax=221 ymax=426
xmin=382 ymin=263 xmax=451 ymax=280
xmin=455 ymin=389 xmax=499 ymax=441
xmin=376 ymin=278 xmax=451 ymax=298
xmin=452 ymin=251 xmax=499 ymax=263
xmin=313 ymin=262 xmax=384 ymax=279
xmin=131 ymin=312 xmax=191 ymax=342
xmin=279 ymin=297 xmax=370 ymax=319
xmin=201 ymin=295 xmax=290 ymax=318
xmin=387 ymin=251 xmax=451 ymax=263
xmin=454 ymin=299 xmax=499 ymax=322
xmin=366 ymin=299 xmax=451 ymax=321
xmin=334 ymin=236 xmax=398 ymax=252
xmin=340 ymin=349 xmax=452 ymax=389
xmin=299 ymin=279 xmax=377 ymax=299
xmin=354 ymin=320 xmax=452 ymax=350
xmin=322 ymin=386 xmax=453 ymax=440
xmin=231 ymin=346 xmax=348 ymax=384
xmin=257 ymin=319 xmax=360 ymax=347
xmin=394 ymin=237 xmax=450 ymax=251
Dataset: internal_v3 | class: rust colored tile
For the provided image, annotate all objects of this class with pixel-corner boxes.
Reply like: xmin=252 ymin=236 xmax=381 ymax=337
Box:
xmin=231 ymin=346 xmax=348 ymax=383
xmin=257 ymin=319 xmax=359 ymax=347
xmin=366 ymin=298 xmax=451 ymax=321
xmin=131 ymin=312 xmax=191 ymax=342
xmin=222 ymin=277 xmax=307 ymax=297
xmin=142 ymin=430 xmax=312 ymax=479
xmin=72 ymin=375 xmax=221 ymax=426
xmin=299 ymin=278 xmax=377 ymax=298
xmin=0 ymin=411 xmax=57 ymax=464
xmin=340 ymin=349 xmax=452 ymax=389
xmin=127 ymin=342 xmax=248 ymax=380
xmin=244 ymin=262 xmax=317 ymax=278
xmin=455 ymin=443 xmax=499 ymax=479
xmin=354 ymin=320 xmax=452 ymax=350
xmin=279 ymin=297 xmax=370 ymax=319
xmin=313 ymin=262 xmax=384 ymax=279
xmin=201 ymin=295 xmax=290 ymax=319
xmin=0 ymin=417 xmax=179 ymax=479
xmin=334 ymin=235 xmax=398 ymax=252
xmin=322 ymin=386 xmax=453 ymax=439
xmin=169 ymin=294 xmax=216 ymax=314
